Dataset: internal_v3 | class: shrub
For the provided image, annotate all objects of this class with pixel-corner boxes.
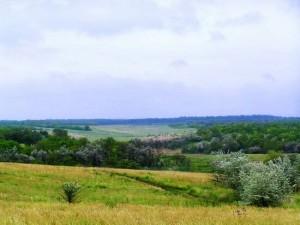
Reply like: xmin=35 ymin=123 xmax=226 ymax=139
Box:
xmin=239 ymin=160 xmax=292 ymax=206
xmin=213 ymin=153 xmax=295 ymax=206
xmin=61 ymin=182 xmax=81 ymax=203
xmin=75 ymin=144 xmax=104 ymax=166
xmin=212 ymin=152 xmax=249 ymax=189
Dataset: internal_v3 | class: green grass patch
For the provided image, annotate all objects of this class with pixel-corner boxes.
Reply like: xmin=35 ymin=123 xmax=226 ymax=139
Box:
xmin=184 ymin=154 xmax=270 ymax=173
xmin=109 ymin=171 xmax=237 ymax=206
xmin=184 ymin=154 xmax=216 ymax=172
xmin=0 ymin=163 xmax=232 ymax=207
xmin=66 ymin=125 xmax=197 ymax=141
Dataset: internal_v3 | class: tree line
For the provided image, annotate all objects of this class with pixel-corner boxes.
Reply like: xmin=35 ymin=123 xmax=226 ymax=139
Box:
xmin=1 ymin=115 xmax=299 ymax=127
xmin=0 ymin=127 xmax=188 ymax=170
xmin=182 ymin=122 xmax=300 ymax=154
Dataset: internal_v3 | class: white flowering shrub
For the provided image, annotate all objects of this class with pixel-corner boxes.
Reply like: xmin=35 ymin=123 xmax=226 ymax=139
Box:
xmin=239 ymin=160 xmax=292 ymax=206
xmin=213 ymin=152 xmax=249 ymax=189
xmin=213 ymin=152 xmax=295 ymax=206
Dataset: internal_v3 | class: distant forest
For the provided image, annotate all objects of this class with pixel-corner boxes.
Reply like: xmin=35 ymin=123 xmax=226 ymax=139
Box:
xmin=1 ymin=115 xmax=300 ymax=128
xmin=0 ymin=121 xmax=300 ymax=170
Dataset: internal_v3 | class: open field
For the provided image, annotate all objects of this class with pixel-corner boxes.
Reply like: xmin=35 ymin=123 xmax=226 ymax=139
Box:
xmin=65 ymin=125 xmax=197 ymax=141
xmin=0 ymin=163 xmax=299 ymax=225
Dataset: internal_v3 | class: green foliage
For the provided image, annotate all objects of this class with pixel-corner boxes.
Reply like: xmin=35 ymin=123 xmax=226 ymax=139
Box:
xmin=0 ymin=127 xmax=46 ymax=145
xmin=239 ymin=160 xmax=292 ymax=206
xmin=36 ymin=135 xmax=88 ymax=152
xmin=213 ymin=152 xmax=250 ymax=189
xmin=0 ymin=125 xmax=299 ymax=174
xmin=0 ymin=140 xmax=19 ymax=152
xmin=213 ymin=153 xmax=295 ymax=207
xmin=61 ymin=182 xmax=81 ymax=203
xmin=0 ymin=127 xmax=163 ymax=169
xmin=195 ymin=123 xmax=300 ymax=154
xmin=53 ymin=129 xmax=68 ymax=138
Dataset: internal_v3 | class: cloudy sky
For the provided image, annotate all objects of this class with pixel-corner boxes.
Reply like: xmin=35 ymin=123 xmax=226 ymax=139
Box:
xmin=0 ymin=0 xmax=299 ymax=119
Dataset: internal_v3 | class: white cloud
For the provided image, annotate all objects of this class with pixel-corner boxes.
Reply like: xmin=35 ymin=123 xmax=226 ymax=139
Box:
xmin=0 ymin=0 xmax=299 ymax=118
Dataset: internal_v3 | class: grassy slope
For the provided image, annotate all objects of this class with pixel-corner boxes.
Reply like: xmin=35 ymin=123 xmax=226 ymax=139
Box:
xmin=0 ymin=163 xmax=299 ymax=225
xmin=0 ymin=163 xmax=233 ymax=206
xmin=66 ymin=125 xmax=196 ymax=141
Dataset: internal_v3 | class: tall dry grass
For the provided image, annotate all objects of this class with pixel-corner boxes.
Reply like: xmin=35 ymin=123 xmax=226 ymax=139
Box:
xmin=0 ymin=202 xmax=299 ymax=225
xmin=101 ymin=168 xmax=212 ymax=184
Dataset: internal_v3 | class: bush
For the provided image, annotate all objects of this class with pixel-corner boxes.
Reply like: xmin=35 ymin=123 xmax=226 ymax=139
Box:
xmin=212 ymin=152 xmax=249 ymax=189
xmin=213 ymin=153 xmax=295 ymax=206
xmin=61 ymin=182 xmax=81 ymax=203
xmin=239 ymin=160 xmax=292 ymax=206
xmin=75 ymin=144 xmax=104 ymax=166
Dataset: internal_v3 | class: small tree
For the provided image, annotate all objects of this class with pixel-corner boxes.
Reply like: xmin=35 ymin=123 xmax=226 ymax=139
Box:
xmin=61 ymin=182 xmax=81 ymax=203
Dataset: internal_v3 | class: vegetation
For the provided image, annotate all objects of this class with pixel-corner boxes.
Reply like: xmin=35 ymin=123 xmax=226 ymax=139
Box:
xmin=1 ymin=115 xmax=299 ymax=127
xmin=239 ymin=160 xmax=292 ymax=206
xmin=0 ymin=163 xmax=234 ymax=206
xmin=185 ymin=154 xmax=215 ymax=172
xmin=1 ymin=124 xmax=300 ymax=173
xmin=213 ymin=152 xmax=250 ymax=189
xmin=213 ymin=152 xmax=299 ymax=206
xmin=0 ymin=163 xmax=299 ymax=225
xmin=61 ymin=182 xmax=81 ymax=203
xmin=183 ymin=122 xmax=300 ymax=154
xmin=0 ymin=127 xmax=191 ymax=170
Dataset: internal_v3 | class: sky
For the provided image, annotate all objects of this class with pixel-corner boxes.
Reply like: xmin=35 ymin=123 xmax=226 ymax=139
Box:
xmin=0 ymin=0 xmax=299 ymax=119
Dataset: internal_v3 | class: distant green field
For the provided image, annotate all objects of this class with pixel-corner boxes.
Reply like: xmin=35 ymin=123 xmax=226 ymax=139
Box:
xmin=66 ymin=125 xmax=197 ymax=141
xmin=185 ymin=154 xmax=270 ymax=173
xmin=185 ymin=154 xmax=216 ymax=173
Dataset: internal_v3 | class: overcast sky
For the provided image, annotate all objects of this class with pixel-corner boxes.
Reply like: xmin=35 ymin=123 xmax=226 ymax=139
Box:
xmin=0 ymin=0 xmax=299 ymax=119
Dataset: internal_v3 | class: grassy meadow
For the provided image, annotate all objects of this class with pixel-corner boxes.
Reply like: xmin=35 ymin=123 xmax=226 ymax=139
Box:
xmin=0 ymin=163 xmax=299 ymax=225
xmin=64 ymin=125 xmax=196 ymax=141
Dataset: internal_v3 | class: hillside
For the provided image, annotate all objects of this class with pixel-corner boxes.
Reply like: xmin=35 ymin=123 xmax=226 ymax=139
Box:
xmin=0 ymin=163 xmax=299 ymax=225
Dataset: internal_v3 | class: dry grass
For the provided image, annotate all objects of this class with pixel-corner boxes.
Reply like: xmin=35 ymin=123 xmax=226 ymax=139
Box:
xmin=0 ymin=163 xmax=232 ymax=206
xmin=0 ymin=202 xmax=299 ymax=225
xmin=101 ymin=167 xmax=212 ymax=184
xmin=0 ymin=163 xmax=95 ymax=178
xmin=0 ymin=163 xmax=211 ymax=184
